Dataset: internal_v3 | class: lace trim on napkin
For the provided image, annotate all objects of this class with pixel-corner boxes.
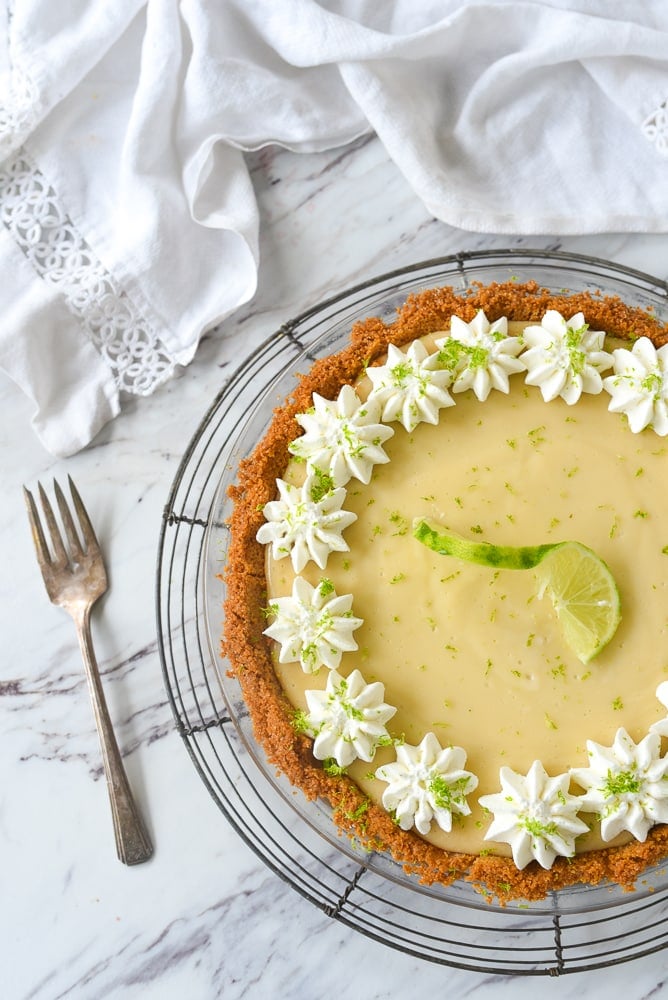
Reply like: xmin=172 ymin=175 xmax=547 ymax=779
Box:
xmin=0 ymin=66 xmax=42 ymax=160
xmin=0 ymin=152 xmax=176 ymax=395
xmin=641 ymin=101 xmax=668 ymax=158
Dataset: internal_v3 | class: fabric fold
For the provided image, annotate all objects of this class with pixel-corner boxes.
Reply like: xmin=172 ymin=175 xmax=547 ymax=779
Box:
xmin=1 ymin=0 xmax=667 ymax=454
xmin=0 ymin=227 xmax=120 ymax=456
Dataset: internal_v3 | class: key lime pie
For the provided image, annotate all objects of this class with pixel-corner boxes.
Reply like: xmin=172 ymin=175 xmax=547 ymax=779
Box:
xmin=223 ymin=280 xmax=668 ymax=902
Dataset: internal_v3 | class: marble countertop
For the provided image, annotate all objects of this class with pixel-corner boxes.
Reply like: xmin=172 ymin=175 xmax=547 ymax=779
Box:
xmin=4 ymin=135 xmax=668 ymax=999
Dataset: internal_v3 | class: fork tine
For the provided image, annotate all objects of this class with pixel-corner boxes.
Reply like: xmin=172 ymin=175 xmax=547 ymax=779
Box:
xmin=54 ymin=479 xmax=84 ymax=560
xmin=67 ymin=475 xmax=100 ymax=551
xmin=38 ymin=481 xmax=68 ymax=567
xmin=23 ymin=485 xmax=52 ymax=567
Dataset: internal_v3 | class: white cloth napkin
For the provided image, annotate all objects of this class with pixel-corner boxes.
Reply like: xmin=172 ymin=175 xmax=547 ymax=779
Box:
xmin=1 ymin=0 xmax=667 ymax=456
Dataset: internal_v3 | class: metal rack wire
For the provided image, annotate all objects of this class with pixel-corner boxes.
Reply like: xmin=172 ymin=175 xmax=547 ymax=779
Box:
xmin=157 ymin=250 xmax=668 ymax=974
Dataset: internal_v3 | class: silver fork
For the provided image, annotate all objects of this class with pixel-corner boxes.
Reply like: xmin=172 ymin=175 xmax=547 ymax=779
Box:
xmin=23 ymin=476 xmax=153 ymax=866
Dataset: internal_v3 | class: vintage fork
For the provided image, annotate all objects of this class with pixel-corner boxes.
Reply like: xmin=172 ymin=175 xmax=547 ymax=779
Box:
xmin=23 ymin=476 xmax=153 ymax=865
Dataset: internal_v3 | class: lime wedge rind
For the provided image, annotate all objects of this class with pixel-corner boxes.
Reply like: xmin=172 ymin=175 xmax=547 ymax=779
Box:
xmin=412 ymin=519 xmax=555 ymax=569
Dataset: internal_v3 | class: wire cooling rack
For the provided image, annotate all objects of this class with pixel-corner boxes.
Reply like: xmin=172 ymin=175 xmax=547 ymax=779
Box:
xmin=157 ymin=250 xmax=668 ymax=975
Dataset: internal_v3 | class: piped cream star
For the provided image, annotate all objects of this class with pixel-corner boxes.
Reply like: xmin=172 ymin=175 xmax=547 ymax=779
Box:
xmin=366 ymin=340 xmax=454 ymax=431
xmin=263 ymin=577 xmax=363 ymax=674
xmin=289 ymin=385 xmax=394 ymax=486
xmin=570 ymin=728 xmax=668 ymax=842
xmin=603 ymin=337 xmax=668 ymax=435
xmin=303 ymin=668 xmax=396 ymax=767
xmin=375 ymin=732 xmax=478 ymax=835
xmin=522 ymin=310 xmax=612 ymax=404
xmin=478 ymin=760 xmax=588 ymax=870
xmin=435 ymin=310 xmax=525 ymax=402
xmin=256 ymin=471 xmax=357 ymax=572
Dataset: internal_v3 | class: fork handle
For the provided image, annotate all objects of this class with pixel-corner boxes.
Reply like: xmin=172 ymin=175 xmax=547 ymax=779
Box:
xmin=74 ymin=607 xmax=154 ymax=865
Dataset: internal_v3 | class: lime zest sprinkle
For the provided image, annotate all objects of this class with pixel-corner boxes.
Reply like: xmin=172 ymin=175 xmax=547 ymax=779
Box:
xmin=565 ymin=323 xmax=589 ymax=376
xmin=389 ymin=511 xmax=409 ymax=536
xmin=309 ymin=468 xmax=335 ymax=503
xmin=428 ymin=774 xmax=473 ymax=810
xmin=603 ymin=769 xmax=642 ymax=798
xmin=521 ymin=816 xmax=559 ymax=839
xmin=292 ymin=709 xmax=314 ymax=735
xmin=323 ymin=758 xmax=348 ymax=777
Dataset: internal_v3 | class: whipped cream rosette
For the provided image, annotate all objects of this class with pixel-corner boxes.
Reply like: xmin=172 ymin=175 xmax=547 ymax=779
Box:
xmin=289 ymin=384 xmax=394 ymax=486
xmin=478 ymin=761 xmax=589 ymax=870
xmin=302 ymin=668 xmax=396 ymax=768
xmin=603 ymin=337 xmax=668 ymax=435
xmin=570 ymin=728 xmax=668 ymax=842
xmin=365 ymin=340 xmax=455 ymax=431
xmin=434 ymin=309 xmax=526 ymax=402
xmin=256 ymin=472 xmax=357 ymax=572
xmin=522 ymin=309 xmax=612 ymax=404
xmin=375 ymin=733 xmax=478 ymax=835
xmin=263 ymin=577 xmax=363 ymax=674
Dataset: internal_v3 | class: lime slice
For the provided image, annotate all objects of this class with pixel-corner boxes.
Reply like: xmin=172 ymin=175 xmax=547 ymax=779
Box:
xmin=533 ymin=542 xmax=621 ymax=664
xmin=413 ymin=518 xmax=621 ymax=663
